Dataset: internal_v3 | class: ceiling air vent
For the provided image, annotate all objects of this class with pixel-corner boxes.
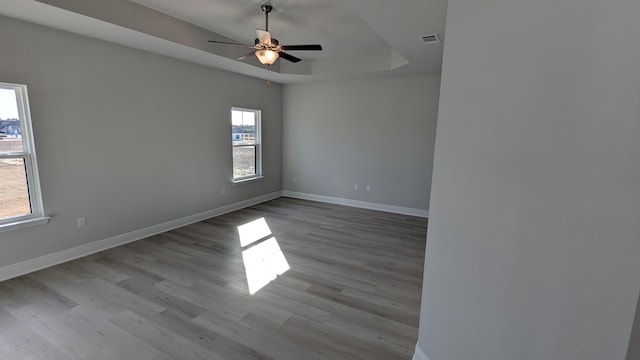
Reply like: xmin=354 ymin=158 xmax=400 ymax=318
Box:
xmin=422 ymin=34 xmax=440 ymax=44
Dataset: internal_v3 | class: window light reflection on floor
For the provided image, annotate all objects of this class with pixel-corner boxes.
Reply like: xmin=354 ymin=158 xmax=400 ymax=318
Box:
xmin=237 ymin=217 xmax=272 ymax=247
xmin=237 ymin=217 xmax=290 ymax=295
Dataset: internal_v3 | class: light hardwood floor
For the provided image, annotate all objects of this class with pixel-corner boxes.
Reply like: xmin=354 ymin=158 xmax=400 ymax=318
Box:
xmin=0 ymin=197 xmax=427 ymax=360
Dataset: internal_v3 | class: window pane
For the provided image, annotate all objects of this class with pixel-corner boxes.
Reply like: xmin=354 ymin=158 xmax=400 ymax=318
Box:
xmin=233 ymin=146 xmax=256 ymax=178
xmin=0 ymin=88 xmax=24 ymax=154
xmin=232 ymin=110 xmax=256 ymax=145
xmin=0 ymin=158 xmax=31 ymax=217
xmin=0 ymin=137 xmax=24 ymax=153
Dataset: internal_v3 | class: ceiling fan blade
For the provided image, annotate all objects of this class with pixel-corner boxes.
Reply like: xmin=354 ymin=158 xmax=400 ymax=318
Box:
xmin=281 ymin=44 xmax=323 ymax=51
xmin=256 ymin=29 xmax=272 ymax=45
xmin=278 ymin=51 xmax=301 ymax=63
xmin=208 ymin=40 xmax=254 ymax=48
xmin=237 ymin=51 xmax=256 ymax=61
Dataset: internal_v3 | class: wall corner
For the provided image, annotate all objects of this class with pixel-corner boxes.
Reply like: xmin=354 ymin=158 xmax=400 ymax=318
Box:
xmin=413 ymin=344 xmax=431 ymax=360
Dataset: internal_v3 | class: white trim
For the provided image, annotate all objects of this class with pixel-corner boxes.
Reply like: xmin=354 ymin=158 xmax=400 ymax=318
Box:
xmin=0 ymin=192 xmax=281 ymax=283
xmin=282 ymin=191 xmax=428 ymax=218
xmin=232 ymin=175 xmax=265 ymax=184
xmin=413 ymin=345 xmax=430 ymax=360
xmin=0 ymin=216 xmax=50 ymax=233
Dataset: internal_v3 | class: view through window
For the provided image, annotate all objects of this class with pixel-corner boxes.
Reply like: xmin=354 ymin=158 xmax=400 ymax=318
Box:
xmin=232 ymin=108 xmax=261 ymax=181
xmin=0 ymin=83 xmax=44 ymax=226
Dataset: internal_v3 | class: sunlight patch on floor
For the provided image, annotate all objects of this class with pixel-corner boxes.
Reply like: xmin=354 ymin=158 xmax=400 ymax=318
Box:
xmin=237 ymin=217 xmax=272 ymax=247
xmin=238 ymin=217 xmax=290 ymax=295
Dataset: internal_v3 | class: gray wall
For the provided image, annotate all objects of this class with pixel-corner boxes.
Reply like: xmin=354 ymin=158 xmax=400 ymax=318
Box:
xmin=0 ymin=16 xmax=282 ymax=269
xmin=417 ymin=0 xmax=640 ymax=359
xmin=282 ymin=75 xmax=439 ymax=211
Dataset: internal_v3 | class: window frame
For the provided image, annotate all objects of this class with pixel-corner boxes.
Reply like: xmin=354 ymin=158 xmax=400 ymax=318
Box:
xmin=0 ymin=82 xmax=48 ymax=231
xmin=231 ymin=107 xmax=263 ymax=183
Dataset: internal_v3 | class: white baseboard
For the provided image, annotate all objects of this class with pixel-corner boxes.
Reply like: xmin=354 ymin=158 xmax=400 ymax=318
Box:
xmin=413 ymin=345 xmax=430 ymax=360
xmin=0 ymin=191 xmax=282 ymax=283
xmin=282 ymin=191 xmax=428 ymax=218
xmin=0 ymin=190 xmax=424 ymax=283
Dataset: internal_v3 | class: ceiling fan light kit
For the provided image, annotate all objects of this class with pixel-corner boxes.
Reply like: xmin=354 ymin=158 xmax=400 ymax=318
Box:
xmin=208 ymin=3 xmax=322 ymax=66
xmin=255 ymin=49 xmax=279 ymax=65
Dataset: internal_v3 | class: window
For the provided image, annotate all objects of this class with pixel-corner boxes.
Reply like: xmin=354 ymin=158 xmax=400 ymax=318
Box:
xmin=0 ymin=82 xmax=46 ymax=230
xmin=232 ymin=108 xmax=262 ymax=182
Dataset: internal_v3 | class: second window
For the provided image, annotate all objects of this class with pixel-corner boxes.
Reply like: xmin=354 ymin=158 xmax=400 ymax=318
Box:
xmin=232 ymin=108 xmax=261 ymax=181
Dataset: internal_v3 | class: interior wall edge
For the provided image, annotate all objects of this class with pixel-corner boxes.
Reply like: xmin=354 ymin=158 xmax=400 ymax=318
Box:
xmin=413 ymin=344 xmax=431 ymax=360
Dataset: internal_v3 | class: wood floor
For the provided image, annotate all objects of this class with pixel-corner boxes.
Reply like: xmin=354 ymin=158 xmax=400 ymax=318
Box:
xmin=0 ymin=197 xmax=427 ymax=360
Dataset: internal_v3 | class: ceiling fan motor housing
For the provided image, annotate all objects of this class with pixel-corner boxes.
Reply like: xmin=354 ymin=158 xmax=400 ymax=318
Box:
xmin=255 ymin=37 xmax=278 ymax=47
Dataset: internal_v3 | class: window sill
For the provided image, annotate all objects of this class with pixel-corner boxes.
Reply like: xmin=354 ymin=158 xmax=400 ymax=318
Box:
xmin=0 ymin=216 xmax=51 ymax=233
xmin=232 ymin=176 xmax=265 ymax=184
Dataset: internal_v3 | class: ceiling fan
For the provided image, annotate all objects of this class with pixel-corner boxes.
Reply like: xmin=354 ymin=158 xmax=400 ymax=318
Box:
xmin=208 ymin=4 xmax=322 ymax=65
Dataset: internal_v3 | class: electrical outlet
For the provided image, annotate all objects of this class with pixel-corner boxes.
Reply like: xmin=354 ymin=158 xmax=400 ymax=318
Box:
xmin=366 ymin=185 xmax=371 ymax=192
xmin=77 ymin=217 xmax=86 ymax=228
xmin=354 ymin=184 xmax=358 ymax=191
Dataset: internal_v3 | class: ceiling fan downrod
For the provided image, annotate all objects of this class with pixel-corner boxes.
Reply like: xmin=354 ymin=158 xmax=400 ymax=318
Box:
xmin=261 ymin=4 xmax=273 ymax=31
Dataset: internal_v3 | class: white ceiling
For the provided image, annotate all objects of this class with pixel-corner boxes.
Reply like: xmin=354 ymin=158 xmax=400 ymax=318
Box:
xmin=0 ymin=0 xmax=447 ymax=83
